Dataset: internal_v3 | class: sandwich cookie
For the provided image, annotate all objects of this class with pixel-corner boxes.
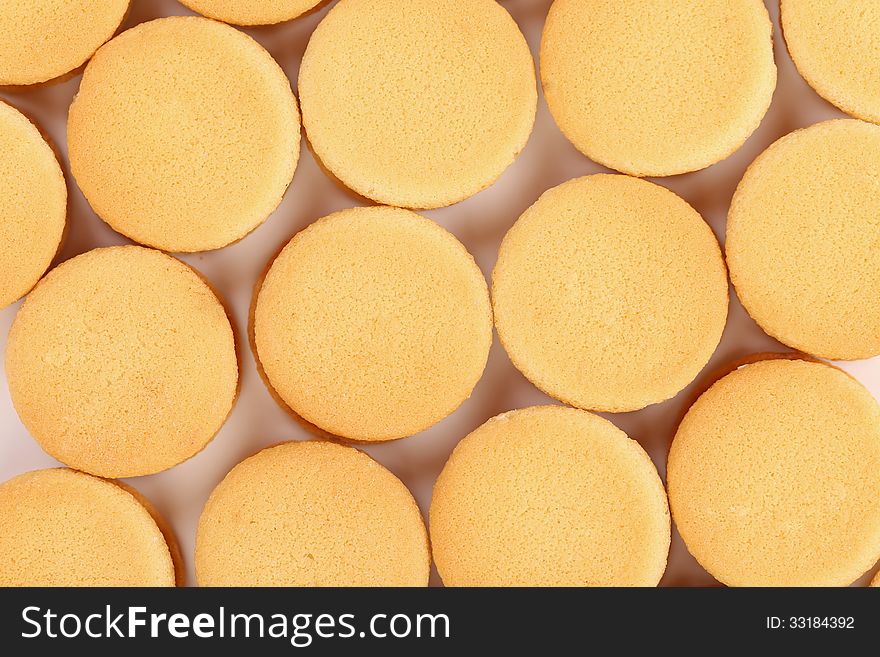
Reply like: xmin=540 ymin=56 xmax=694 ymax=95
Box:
xmin=727 ymin=119 xmax=880 ymax=359
xmin=0 ymin=101 xmax=66 ymax=309
xmin=0 ymin=468 xmax=177 ymax=586
xmin=179 ymin=0 xmax=324 ymax=26
xmin=541 ymin=0 xmax=776 ymax=176
xmin=68 ymin=16 xmax=300 ymax=252
xmin=668 ymin=358 xmax=880 ymax=586
xmin=782 ymin=0 xmax=880 ymax=124
xmin=0 ymin=0 xmax=129 ymax=86
xmin=196 ymin=441 xmax=430 ymax=586
xmin=253 ymin=206 xmax=492 ymax=442
xmin=430 ymin=406 xmax=670 ymax=586
xmin=492 ymin=174 xmax=728 ymax=412
xmin=5 ymin=246 xmax=238 ymax=478
xmin=298 ymin=0 xmax=536 ymax=208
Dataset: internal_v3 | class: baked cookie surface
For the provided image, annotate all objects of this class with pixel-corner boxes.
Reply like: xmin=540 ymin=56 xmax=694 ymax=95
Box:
xmin=0 ymin=0 xmax=129 ymax=86
xmin=782 ymin=0 xmax=880 ymax=124
xmin=299 ymin=0 xmax=536 ymax=208
xmin=727 ymin=119 xmax=880 ymax=360
xmin=0 ymin=101 xmax=66 ymax=309
xmin=68 ymin=16 xmax=300 ymax=252
xmin=179 ymin=0 xmax=323 ymax=25
xmin=492 ymin=174 xmax=728 ymax=412
xmin=668 ymin=358 xmax=880 ymax=587
xmin=541 ymin=0 xmax=776 ymax=176
xmin=253 ymin=206 xmax=492 ymax=441
xmin=196 ymin=441 xmax=429 ymax=586
xmin=5 ymin=246 xmax=238 ymax=478
xmin=0 ymin=468 xmax=176 ymax=586
xmin=430 ymin=406 xmax=670 ymax=586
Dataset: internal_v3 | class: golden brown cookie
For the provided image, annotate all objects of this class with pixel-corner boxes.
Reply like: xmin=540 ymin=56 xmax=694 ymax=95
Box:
xmin=493 ymin=174 xmax=728 ymax=412
xmin=179 ymin=0 xmax=323 ymax=25
xmin=727 ymin=119 xmax=880 ymax=359
xmin=5 ymin=246 xmax=238 ymax=477
xmin=196 ymin=441 xmax=430 ymax=586
xmin=0 ymin=468 xmax=176 ymax=586
xmin=0 ymin=101 xmax=66 ymax=309
xmin=68 ymin=16 xmax=300 ymax=252
xmin=541 ymin=0 xmax=776 ymax=176
xmin=299 ymin=0 xmax=536 ymax=208
xmin=0 ymin=0 xmax=129 ymax=86
xmin=253 ymin=206 xmax=492 ymax=442
xmin=782 ymin=0 xmax=880 ymax=124
xmin=430 ymin=406 xmax=670 ymax=586
xmin=668 ymin=358 xmax=880 ymax=586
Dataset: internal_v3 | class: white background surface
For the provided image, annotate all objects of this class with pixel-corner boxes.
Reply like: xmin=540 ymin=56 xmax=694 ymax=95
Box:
xmin=1 ymin=0 xmax=878 ymax=586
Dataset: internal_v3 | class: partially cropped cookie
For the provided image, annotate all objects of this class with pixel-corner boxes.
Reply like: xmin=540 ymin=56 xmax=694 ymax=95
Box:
xmin=5 ymin=246 xmax=238 ymax=478
xmin=541 ymin=0 xmax=775 ymax=176
xmin=299 ymin=0 xmax=536 ymax=208
xmin=0 ymin=101 xmax=66 ymax=309
xmin=782 ymin=0 xmax=880 ymax=124
xmin=68 ymin=16 xmax=300 ymax=252
xmin=493 ymin=174 xmax=728 ymax=412
xmin=668 ymin=358 xmax=880 ymax=587
xmin=727 ymin=119 xmax=880 ymax=359
xmin=0 ymin=0 xmax=129 ymax=86
xmin=0 ymin=469 xmax=177 ymax=586
xmin=253 ymin=206 xmax=492 ymax=441
xmin=179 ymin=0 xmax=323 ymax=25
xmin=430 ymin=406 xmax=670 ymax=586
xmin=196 ymin=441 xmax=429 ymax=586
